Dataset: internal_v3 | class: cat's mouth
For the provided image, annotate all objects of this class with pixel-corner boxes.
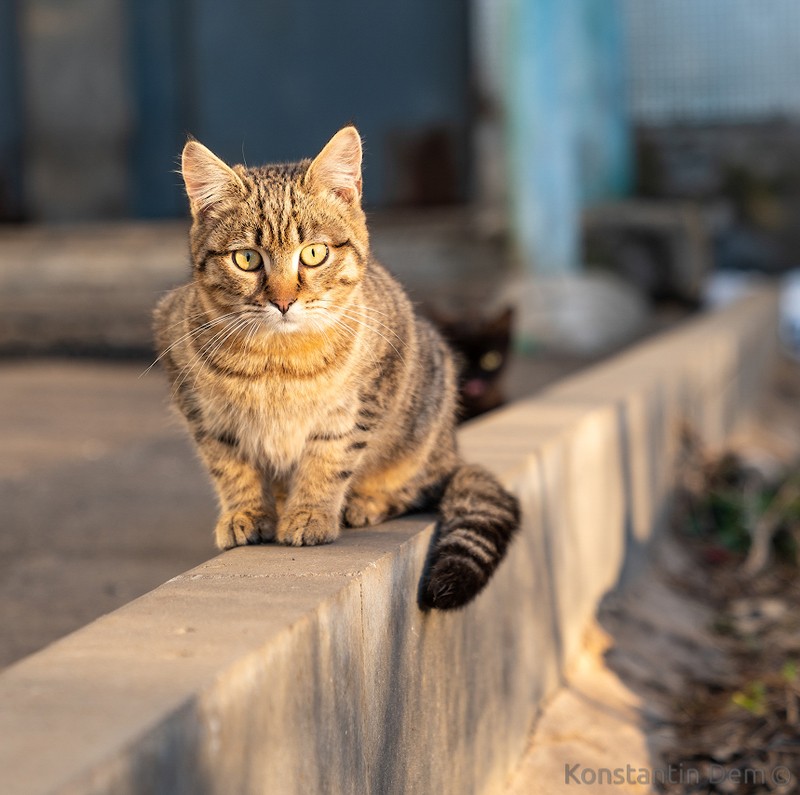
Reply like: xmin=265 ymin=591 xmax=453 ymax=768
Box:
xmin=261 ymin=304 xmax=304 ymax=332
xmin=244 ymin=301 xmax=335 ymax=336
xmin=463 ymin=378 xmax=487 ymax=397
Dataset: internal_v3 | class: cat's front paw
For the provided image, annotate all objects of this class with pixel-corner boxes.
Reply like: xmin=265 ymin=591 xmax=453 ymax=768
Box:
xmin=276 ymin=508 xmax=339 ymax=546
xmin=343 ymin=493 xmax=389 ymax=528
xmin=215 ymin=510 xmax=275 ymax=550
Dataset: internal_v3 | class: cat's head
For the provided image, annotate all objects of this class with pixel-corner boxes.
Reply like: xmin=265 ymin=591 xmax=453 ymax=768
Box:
xmin=181 ymin=127 xmax=369 ymax=334
xmin=426 ymin=306 xmax=514 ymax=420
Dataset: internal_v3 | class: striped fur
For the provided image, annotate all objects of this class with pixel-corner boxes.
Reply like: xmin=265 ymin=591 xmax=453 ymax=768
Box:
xmin=153 ymin=127 xmax=520 ymax=609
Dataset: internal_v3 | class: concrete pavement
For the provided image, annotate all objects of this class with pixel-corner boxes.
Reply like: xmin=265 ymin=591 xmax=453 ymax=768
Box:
xmin=0 ymin=360 xmax=215 ymax=667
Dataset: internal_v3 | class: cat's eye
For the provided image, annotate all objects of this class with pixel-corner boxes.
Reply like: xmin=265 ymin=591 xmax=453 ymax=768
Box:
xmin=480 ymin=350 xmax=503 ymax=372
xmin=299 ymin=243 xmax=329 ymax=267
xmin=232 ymin=249 xmax=262 ymax=271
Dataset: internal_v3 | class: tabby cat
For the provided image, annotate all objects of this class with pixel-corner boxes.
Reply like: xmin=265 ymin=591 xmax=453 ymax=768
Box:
xmin=153 ymin=127 xmax=520 ymax=609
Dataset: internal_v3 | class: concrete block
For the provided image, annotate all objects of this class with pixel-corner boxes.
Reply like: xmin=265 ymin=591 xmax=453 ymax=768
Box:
xmin=359 ymin=464 xmax=561 ymax=794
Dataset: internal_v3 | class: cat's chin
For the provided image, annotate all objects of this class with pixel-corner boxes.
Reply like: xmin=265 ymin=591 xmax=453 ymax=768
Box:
xmin=247 ymin=307 xmax=305 ymax=334
xmin=267 ymin=315 xmax=320 ymax=337
xmin=271 ymin=321 xmax=303 ymax=335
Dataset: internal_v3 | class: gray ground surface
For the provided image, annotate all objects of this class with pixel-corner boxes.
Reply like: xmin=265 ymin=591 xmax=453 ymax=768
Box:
xmin=0 ymin=360 xmax=216 ymax=667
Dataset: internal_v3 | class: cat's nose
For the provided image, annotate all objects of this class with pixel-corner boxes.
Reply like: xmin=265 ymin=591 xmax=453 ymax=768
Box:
xmin=270 ymin=298 xmax=296 ymax=315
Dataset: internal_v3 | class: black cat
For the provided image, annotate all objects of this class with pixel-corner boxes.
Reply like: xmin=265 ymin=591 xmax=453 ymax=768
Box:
xmin=426 ymin=307 xmax=514 ymax=422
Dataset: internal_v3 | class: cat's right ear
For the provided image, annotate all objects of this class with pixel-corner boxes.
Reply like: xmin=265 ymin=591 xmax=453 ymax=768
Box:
xmin=306 ymin=127 xmax=363 ymax=204
xmin=181 ymin=140 xmax=244 ymax=217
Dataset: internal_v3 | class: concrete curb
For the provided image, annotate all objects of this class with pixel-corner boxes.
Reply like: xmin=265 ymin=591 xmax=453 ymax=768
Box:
xmin=0 ymin=222 xmax=188 ymax=355
xmin=0 ymin=290 xmax=778 ymax=795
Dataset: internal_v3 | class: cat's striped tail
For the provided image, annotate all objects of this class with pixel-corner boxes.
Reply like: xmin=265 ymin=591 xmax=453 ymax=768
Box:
xmin=418 ymin=464 xmax=520 ymax=610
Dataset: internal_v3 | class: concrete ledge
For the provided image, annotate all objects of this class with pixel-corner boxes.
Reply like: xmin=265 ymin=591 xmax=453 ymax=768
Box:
xmin=0 ymin=290 xmax=778 ymax=795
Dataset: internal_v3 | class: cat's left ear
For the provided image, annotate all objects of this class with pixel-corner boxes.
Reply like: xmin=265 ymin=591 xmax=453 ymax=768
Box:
xmin=307 ymin=126 xmax=363 ymax=204
xmin=489 ymin=306 xmax=515 ymax=335
xmin=181 ymin=140 xmax=244 ymax=217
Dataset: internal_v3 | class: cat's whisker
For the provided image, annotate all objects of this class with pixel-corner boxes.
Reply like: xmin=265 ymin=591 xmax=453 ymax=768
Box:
xmin=311 ymin=300 xmax=408 ymax=347
xmin=141 ymin=317 xmax=229 ymax=380
xmin=141 ymin=314 xmax=223 ymax=374
xmin=172 ymin=316 xmax=253 ymax=396
xmin=172 ymin=317 xmax=251 ymax=396
xmin=305 ymin=315 xmax=338 ymax=355
xmin=195 ymin=316 xmax=254 ymax=369
xmin=322 ymin=318 xmax=379 ymax=374
xmin=333 ymin=311 xmax=406 ymax=362
xmin=336 ymin=303 xmax=394 ymax=319
xmin=169 ymin=308 xmax=261 ymax=363
xmin=335 ymin=306 xmax=408 ymax=345
xmin=171 ymin=327 xmax=232 ymax=397
xmin=216 ymin=318 xmax=260 ymax=365
xmin=140 ymin=310 xmax=247 ymax=378
xmin=315 ymin=312 xmax=357 ymax=342
xmin=322 ymin=308 xmax=405 ymax=360
xmin=243 ymin=314 xmax=263 ymax=350
xmin=307 ymin=307 xmax=362 ymax=342
xmin=320 ymin=313 xmax=380 ymax=370
xmin=156 ymin=307 xmax=219 ymax=334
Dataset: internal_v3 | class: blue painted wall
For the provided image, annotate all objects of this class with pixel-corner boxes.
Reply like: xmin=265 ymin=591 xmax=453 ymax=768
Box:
xmin=129 ymin=0 xmax=188 ymax=217
xmin=130 ymin=0 xmax=471 ymax=214
xmin=577 ymin=0 xmax=631 ymax=204
xmin=0 ymin=0 xmax=22 ymax=220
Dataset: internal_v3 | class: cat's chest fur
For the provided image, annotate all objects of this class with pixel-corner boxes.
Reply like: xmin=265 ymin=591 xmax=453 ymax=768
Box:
xmin=196 ymin=368 xmax=352 ymax=474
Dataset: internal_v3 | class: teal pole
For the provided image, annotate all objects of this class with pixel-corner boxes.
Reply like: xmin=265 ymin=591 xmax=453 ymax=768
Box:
xmin=504 ymin=0 xmax=631 ymax=276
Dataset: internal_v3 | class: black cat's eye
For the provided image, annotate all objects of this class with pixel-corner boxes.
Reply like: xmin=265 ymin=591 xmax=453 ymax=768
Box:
xmin=232 ymin=249 xmax=262 ymax=271
xmin=480 ymin=350 xmax=503 ymax=372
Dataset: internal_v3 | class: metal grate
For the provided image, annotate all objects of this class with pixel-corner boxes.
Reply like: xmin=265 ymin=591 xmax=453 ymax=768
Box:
xmin=624 ymin=0 xmax=800 ymax=123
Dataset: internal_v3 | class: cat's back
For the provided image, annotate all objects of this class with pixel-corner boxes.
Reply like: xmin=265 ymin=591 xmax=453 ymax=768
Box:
xmin=359 ymin=256 xmax=459 ymax=445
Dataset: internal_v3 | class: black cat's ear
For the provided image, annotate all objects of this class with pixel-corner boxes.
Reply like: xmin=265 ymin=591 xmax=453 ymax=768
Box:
xmin=488 ymin=306 xmax=515 ymax=335
xmin=181 ymin=140 xmax=244 ymax=217
xmin=307 ymin=126 xmax=363 ymax=204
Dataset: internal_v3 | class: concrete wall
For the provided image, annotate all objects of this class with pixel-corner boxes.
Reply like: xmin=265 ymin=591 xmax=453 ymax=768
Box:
xmin=0 ymin=290 xmax=777 ymax=795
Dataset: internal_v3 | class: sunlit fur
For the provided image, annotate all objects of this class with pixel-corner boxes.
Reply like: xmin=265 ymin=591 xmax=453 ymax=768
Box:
xmin=153 ymin=127 xmax=520 ymax=609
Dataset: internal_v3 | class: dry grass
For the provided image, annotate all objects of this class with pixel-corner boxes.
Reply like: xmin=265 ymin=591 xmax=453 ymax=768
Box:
xmin=659 ymin=431 xmax=800 ymax=793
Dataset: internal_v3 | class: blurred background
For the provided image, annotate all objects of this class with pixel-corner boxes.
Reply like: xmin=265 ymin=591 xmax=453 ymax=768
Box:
xmin=4 ymin=0 xmax=800 ymax=351
xmin=2 ymin=0 xmax=800 ymax=666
